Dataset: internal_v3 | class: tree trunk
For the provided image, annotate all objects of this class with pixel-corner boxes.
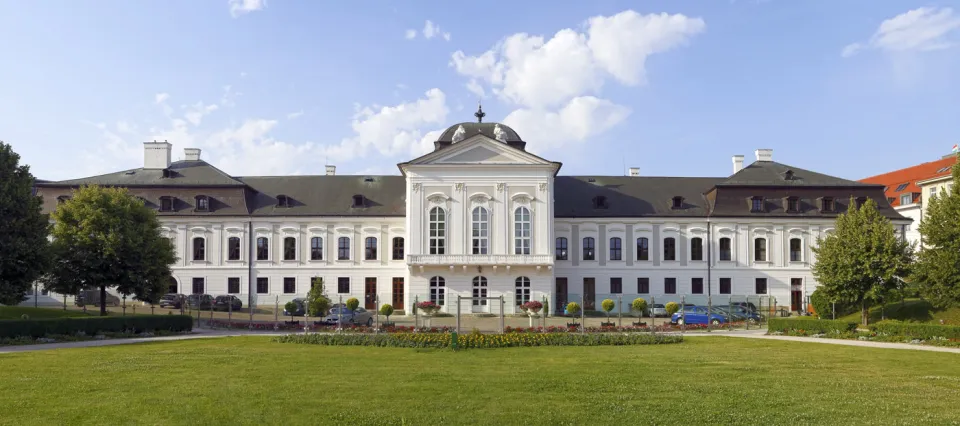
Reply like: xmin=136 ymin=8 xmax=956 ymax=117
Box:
xmin=100 ymin=285 xmax=107 ymax=317
xmin=861 ymin=300 xmax=868 ymax=326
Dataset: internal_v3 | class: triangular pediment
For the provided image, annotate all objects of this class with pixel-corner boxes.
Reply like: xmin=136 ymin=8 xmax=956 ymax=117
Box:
xmin=405 ymin=135 xmax=555 ymax=166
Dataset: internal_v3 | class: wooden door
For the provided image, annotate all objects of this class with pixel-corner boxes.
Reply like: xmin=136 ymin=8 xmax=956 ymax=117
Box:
xmin=364 ymin=277 xmax=377 ymax=310
xmin=392 ymin=278 xmax=404 ymax=310
xmin=583 ymin=278 xmax=596 ymax=311
xmin=790 ymin=278 xmax=802 ymax=312
xmin=555 ymin=278 xmax=568 ymax=314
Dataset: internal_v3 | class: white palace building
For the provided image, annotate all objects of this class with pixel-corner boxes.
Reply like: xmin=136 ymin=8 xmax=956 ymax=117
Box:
xmin=34 ymin=110 xmax=908 ymax=315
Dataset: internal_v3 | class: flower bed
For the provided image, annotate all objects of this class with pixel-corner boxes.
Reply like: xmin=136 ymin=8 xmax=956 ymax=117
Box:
xmin=206 ymin=320 xmax=454 ymax=333
xmin=273 ymin=331 xmax=683 ymax=349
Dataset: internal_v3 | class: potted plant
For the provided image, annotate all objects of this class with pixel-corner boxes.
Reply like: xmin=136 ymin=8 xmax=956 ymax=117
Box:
xmin=380 ymin=303 xmax=395 ymax=327
xmin=631 ymin=298 xmax=648 ymax=327
xmin=522 ymin=300 xmax=543 ymax=327
xmin=416 ymin=301 xmax=441 ymax=327
xmin=600 ymin=299 xmax=616 ymax=327
xmin=283 ymin=300 xmax=300 ymax=325
xmin=565 ymin=302 xmax=581 ymax=328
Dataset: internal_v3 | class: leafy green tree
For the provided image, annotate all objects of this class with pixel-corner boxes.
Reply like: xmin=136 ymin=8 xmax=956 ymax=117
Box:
xmin=913 ymin=155 xmax=960 ymax=308
xmin=379 ymin=304 xmax=394 ymax=323
xmin=601 ymin=299 xmax=615 ymax=321
xmin=812 ymin=198 xmax=913 ymax=325
xmin=0 ymin=142 xmax=51 ymax=305
xmin=306 ymin=277 xmax=331 ymax=317
xmin=346 ymin=297 xmax=360 ymax=312
xmin=631 ymin=298 xmax=648 ymax=316
xmin=48 ymin=185 xmax=176 ymax=316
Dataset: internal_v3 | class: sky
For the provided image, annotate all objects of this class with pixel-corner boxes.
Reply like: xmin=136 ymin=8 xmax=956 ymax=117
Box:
xmin=1 ymin=0 xmax=959 ymax=181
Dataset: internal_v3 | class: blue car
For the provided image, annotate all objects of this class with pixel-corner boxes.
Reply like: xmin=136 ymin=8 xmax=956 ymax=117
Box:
xmin=671 ymin=306 xmax=728 ymax=325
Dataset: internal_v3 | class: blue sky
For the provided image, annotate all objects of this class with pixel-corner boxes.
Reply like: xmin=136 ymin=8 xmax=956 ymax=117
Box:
xmin=1 ymin=0 xmax=959 ymax=181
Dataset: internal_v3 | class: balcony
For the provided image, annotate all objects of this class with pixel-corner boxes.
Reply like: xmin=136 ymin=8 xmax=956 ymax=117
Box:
xmin=407 ymin=254 xmax=554 ymax=266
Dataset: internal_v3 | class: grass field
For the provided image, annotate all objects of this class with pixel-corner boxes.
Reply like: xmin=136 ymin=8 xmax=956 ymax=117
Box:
xmin=0 ymin=306 xmax=93 ymax=319
xmin=835 ymin=299 xmax=960 ymax=325
xmin=1 ymin=337 xmax=959 ymax=424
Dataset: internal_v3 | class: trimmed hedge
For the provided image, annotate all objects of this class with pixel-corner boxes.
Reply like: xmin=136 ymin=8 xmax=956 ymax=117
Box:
xmin=274 ymin=332 xmax=683 ymax=349
xmin=869 ymin=321 xmax=960 ymax=340
xmin=768 ymin=318 xmax=857 ymax=334
xmin=0 ymin=315 xmax=193 ymax=339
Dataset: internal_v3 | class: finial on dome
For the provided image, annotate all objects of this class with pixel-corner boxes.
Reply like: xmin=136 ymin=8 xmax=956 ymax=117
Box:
xmin=474 ymin=101 xmax=486 ymax=123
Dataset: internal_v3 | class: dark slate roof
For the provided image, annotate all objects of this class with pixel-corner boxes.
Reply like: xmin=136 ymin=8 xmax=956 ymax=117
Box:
xmin=720 ymin=161 xmax=874 ymax=187
xmin=48 ymin=160 xmax=244 ymax=187
xmin=437 ymin=122 xmax=522 ymax=143
xmin=238 ymin=175 xmax=406 ymax=216
xmin=554 ymin=176 xmax=725 ymax=218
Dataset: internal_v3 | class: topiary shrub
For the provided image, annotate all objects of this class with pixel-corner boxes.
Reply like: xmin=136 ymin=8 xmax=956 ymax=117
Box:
xmin=631 ymin=298 xmax=648 ymax=315
xmin=600 ymin=299 xmax=615 ymax=324
xmin=566 ymin=302 xmax=581 ymax=325
xmin=284 ymin=301 xmax=299 ymax=321
xmin=379 ymin=304 xmax=394 ymax=323
xmin=346 ymin=297 xmax=360 ymax=312
xmin=665 ymin=302 xmax=680 ymax=316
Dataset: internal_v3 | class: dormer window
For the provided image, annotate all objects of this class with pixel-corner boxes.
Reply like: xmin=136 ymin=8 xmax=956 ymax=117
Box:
xmin=750 ymin=196 xmax=765 ymax=213
xmin=855 ymin=197 xmax=867 ymax=209
xmin=671 ymin=196 xmax=684 ymax=210
xmin=195 ymin=195 xmax=210 ymax=212
xmin=820 ymin=197 xmax=835 ymax=213
xmin=785 ymin=196 xmax=799 ymax=213
xmin=56 ymin=195 xmax=71 ymax=204
xmin=159 ymin=196 xmax=174 ymax=212
xmin=782 ymin=170 xmax=795 ymax=181
xmin=592 ymin=196 xmax=608 ymax=209
xmin=352 ymin=194 xmax=366 ymax=208
xmin=276 ymin=195 xmax=290 ymax=208
xmin=161 ymin=169 xmax=172 ymax=178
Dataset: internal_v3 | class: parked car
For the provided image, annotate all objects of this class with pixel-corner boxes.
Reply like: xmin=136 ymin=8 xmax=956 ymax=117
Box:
xmin=648 ymin=304 xmax=667 ymax=317
xmin=159 ymin=293 xmax=186 ymax=309
xmin=283 ymin=298 xmax=307 ymax=316
xmin=75 ymin=289 xmax=121 ymax=307
xmin=710 ymin=306 xmax=760 ymax=324
xmin=213 ymin=295 xmax=243 ymax=311
xmin=731 ymin=302 xmax=758 ymax=313
xmin=323 ymin=306 xmax=374 ymax=327
xmin=671 ymin=306 xmax=728 ymax=325
xmin=186 ymin=294 xmax=214 ymax=310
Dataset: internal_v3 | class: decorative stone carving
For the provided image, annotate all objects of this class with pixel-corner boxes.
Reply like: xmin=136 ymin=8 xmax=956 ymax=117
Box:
xmin=451 ymin=125 xmax=467 ymax=143
xmin=539 ymin=182 xmax=547 ymax=192
xmin=496 ymin=183 xmax=505 ymax=192
xmin=412 ymin=183 xmax=422 ymax=192
xmin=455 ymin=182 xmax=465 ymax=192
xmin=493 ymin=124 xmax=507 ymax=142
xmin=514 ymin=195 xmax=532 ymax=204
xmin=427 ymin=194 xmax=448 ymax=205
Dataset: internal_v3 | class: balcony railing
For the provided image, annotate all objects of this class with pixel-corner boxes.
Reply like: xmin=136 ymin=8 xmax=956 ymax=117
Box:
xmin=407 ymin=254 xmax=554 ymax=266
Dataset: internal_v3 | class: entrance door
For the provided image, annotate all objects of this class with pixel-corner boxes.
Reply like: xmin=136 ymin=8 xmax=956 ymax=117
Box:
xmin=555 ymin=278 xmax=568 ymax=314
xmin=472 ymin=276 xmax=488 ymax=313
xmin=790 ymin=278 xmax=802 ymax=312
xmin=392 ymin=277 xmax=404 ymax=311
xmin=583 ymin=278 xmax=596 ymax=311
xmin=364 ymin=277 xmax=377 ymax=310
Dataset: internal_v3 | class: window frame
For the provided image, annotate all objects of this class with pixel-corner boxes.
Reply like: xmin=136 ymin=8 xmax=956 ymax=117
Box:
xmin=195 ymin=195 xmax=210 ymax=212
xmin=555 ymin=237 xmax=568 ymax=260
xmin=664 ymin=278 xmax=677 ymax=294
xmin=227 ymin=277 xmax=240 ymax=294
xmin=515 ymin=276 xmax=531 ymax=306
xmin=337 ymin=277 xmax=350 ymax=294
xmin=692 ymin=277 xmax=704 ymax=294
xmin=310 ymin=237 xmax=323 ymax=261
xmin=609 ymin=237 xmax=622 ymax=261
xmin=750 ymin=196 xmax=765 ymax=213
xmin=719 ymin=278 xmax=731 ymax=294
xmin=392 ymin=237 xmax=405 ymax=261
xmin=228 ymin=237 xmax=241 ymax=261
xmin=900 ymin=193 xmax=912 ymax=205
xmin=192 ymin=237 xmax=205 ymax=261
xmin=191 ymin=277 xmax=204 ymax=294
xmin=256 ymin=277 xmax=269 ymax=294
xmin=637 ymin=278 xmax=650 ymax=294
xmin=610 ymin=277 xmax=622 ymax=294
xmin=514 ymin=207 xmax=531 ymax=255
xmin=790 ymin=238 xmax=802 ymax=262
xmin=637 ymin=237 xmax=649 ymax=261
xmin=663 ymin=237 xmax=676 ymax=261
xmin=755 ymin=278 xmax=768 ymax=295
xmin=256 ymin=237 xmax=269 ymax=261
xmin=429 ymin=276 xmax=445 ymax=305
xmin=472 ymin=206 xmax=489 ymax=255
xmin=283 ymin=277 xmax=296 ymax=294
xmin=719 ymin=237 xmax=732 ymax=261
xmin=754 ymin=237 xmax=767 ymax=262
xmin=582 ymin=237 xmax=595 ymax=261
xmin=159 ymin=196 xmax=174 ymax=212
xmin=338 ymin=237 xmax=351 ymax=261
xmin=283 ymin=236 xmax=296 ymax=261
xmin=690 ymin=237 xmax=703 ymax=261
xmin=821 ymin=197 xmax=835 ymax=212
xmin=364 ymin=237 xmax=378 ymax=261
xmin=429 ymin=207 xmax=446 ymax=255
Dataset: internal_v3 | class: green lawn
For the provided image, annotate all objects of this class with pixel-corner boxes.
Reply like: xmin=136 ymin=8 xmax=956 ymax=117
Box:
xmin=1 ymin=337 xmax=959 ymax=424
xmin=0 ymin=306 xmax=93 ymax=319
xmin=837 ymin=299 xmax=960 ymax=325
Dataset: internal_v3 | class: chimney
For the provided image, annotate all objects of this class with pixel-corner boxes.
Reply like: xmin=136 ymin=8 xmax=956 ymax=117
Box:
xmin=184 ymin=148 xmax=201 ymax=161
xmin=325 ymin=165 xmax=336 ymax=176
xmin=628 ymin=167 xmax=640 ymax=177
xmin=755 ymin=149 xmax=773 ymax=162
xmin=732 ymin=155 xmax=744 ymax=174
xmin=143 ymin=141 xmax=172 ymax=169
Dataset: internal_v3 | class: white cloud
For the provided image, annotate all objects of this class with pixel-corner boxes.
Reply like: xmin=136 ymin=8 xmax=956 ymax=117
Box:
xmin=465 ymin=79 xmax=486 ymax=98
xmin=287 ymin=110 xmax=304 ymax=120
xmin=842 ymin=7 xmax=960 ymax=57
xmin=405 ymin=29 xmax=417 ymax=40
xmin=154 ymin=93 xmax=169 ymax=104
xmin=229 ymin=0 xmax=266 ymax=18
xmin=183 ymin=102 xmax=219 ymax=126
xmin=502 ymin=96 xmax=631 ymax=151
xmin=408 ymin=20 xmax=450 ymax=41
xmin=220 ymin=85 xmax=240 ymax=107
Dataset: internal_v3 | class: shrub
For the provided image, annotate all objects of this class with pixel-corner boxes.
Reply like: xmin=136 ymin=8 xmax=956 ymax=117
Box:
xmin=346 ymin=297 xmax=360 ymax=312
xmin=566 ymin=302 xmax=581 ymax=316
xmin=665 ymin=302 xmax=680 ymax=316
xmin=0 ymin=315 xmax=193 ymax=339
xmin=601 ymin=299 xmax=615 ymax=316
xmin=274 ymin=332 xmax=683 ymax=348
xmin=810 ymin=288 xmax=855 ymax=319
xmin=869 ymin=320 xmax=960 ymax=339
xmin=379 ymin=304 xmax=394 ymax=319
xmin=767 ymin=318 xmax=856 ymax=334
xmin=631 ymin=298 xmax=648 ymax=314
xmin=306 ymin=277 xmax=331 ymax=317
xmin=284 ymin=301 xmax=299 ymax=318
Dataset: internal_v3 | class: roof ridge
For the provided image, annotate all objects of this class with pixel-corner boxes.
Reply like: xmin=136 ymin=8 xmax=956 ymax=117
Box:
xmin=860 ymin=156 xmax=956 ymax=181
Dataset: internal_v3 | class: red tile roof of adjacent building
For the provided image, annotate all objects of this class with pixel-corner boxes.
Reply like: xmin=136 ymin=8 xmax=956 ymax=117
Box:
xmin=860 ymin=155 xmax=957 ymax=207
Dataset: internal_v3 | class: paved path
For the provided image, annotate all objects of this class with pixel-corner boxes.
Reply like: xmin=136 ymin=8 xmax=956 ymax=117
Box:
xmin=3 ymin=328 xmax=959 ymax=354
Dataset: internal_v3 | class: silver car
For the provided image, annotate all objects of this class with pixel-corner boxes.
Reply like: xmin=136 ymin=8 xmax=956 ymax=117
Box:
xmin=323 ymin=306 xmax=374 ymax=327
xmin=649 ymin=303 xmax=668 ymax=317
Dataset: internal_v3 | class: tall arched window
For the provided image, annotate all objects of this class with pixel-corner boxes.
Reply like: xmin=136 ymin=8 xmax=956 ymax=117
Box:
xmin=192 ymin=237 xmax=205 ymax=261
xmin=691 ymin=237 xmax=703 ymax=261
xmin=755 ymin=238 xmax=767 ymax=262
xmin=283 ymin=237 xmax=296 ymax=261
xmin=429 ymin=207 xmax=446 ymax=255
xmin=310 ymin=237 xmax=323 ymax=260
xmin=365 ymin=237 xmax=378 ymax=260
xmin=637 ymin=237 xmax=649 ymax=261
xmin=609 ymin=237 xmax=622 ymax=261
xmin=472 ymin=207 xmax=489 ymax=255
xmin=555 ymin=237 xmax=568 ymax=260
xmin=514 ymin=207 xmax=531 ymax=255
xmin=516 ymin=276 xmax=531 ymax=305
xmin=663 ymin=237 xmax=676 ymax=261
xmin=583 ymin=237 xmax=595 ymax=260
xmin=472 ymin=276 xmax=488 ymax=306
xmin=392 ymin=237 xmax=404 ymax=260
xmin=790 ymin=238 xmax=802 ymax=262
xmin=429 ymin=276 xmax=445 ymax=305
xmin=256 ymin=237 xmax=268 ymax=260
xmin=338 ymin=237 xmax=350 ymax=260
xmin=227 ymin=237 xmax=240 ymax=260
xmin=719 ymin=237 xmax=732 ymax=261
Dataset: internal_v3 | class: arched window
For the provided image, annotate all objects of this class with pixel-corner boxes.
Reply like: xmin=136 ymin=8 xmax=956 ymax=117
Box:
xmin=429 ymin=276 xmax=445 ymax=305
xmin=691 ymin=237 xmax=703 ymax=261
xmin=310 ymin=237 xmax=323 ymax=260
xmin=555 ymin=237 xmax=568 ymax=260
xmin=516 ymin=276 xmax=531 ymax=306
xmin=256 ymin=237 xmax=268 ymax=260
xmin=228 ymin=237 xmax=241 ymax=260
xmin=637 ymin=237 xmax=649 ymax=261
xmin=583 ymin=237 xmax=595 ymax=260
xmin=338 ymin=237 xmax=350 ymax=260
xmin=472 ymin=276 xmax=488 ymax=306
xmin=392 ymin=237 xmax=404 ymax=260
xmin=195 ymin=195 xmax=209 ymax=212
xmin=663 ymin=237 xmax=676 ymax=261
xmin=365 ymin=237 xmax=378 ymax=260
xmin=609 ymin=237 xmax=622 ymax=261
xmin=719 ymin=237 xmax=732 ymax=261
xmin=283 ymin=237 xmax=296 ymax=261
xmin=472 ymin=207 xmax=489 ymax=255
xmin=192 ymin=237 xmax=205 ymax=261
xmin=754 ymin=238 xmax=767 ymax=262
xmin=790 ymin=238 xmax=802 ymax=262
xmin=429 ymin=207 xmax=446 ymax=255
xmin=514 ymin=207 xmax=531 ymax=255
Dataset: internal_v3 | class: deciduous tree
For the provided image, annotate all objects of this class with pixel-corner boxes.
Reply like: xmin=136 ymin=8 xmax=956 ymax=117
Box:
xmin=913 ymin=155 xmax=960 ymax=308
xmin=0 ymin=142 xmax=50 ymax=305
xmin=812 ymin=198 xmax=913 ymax=325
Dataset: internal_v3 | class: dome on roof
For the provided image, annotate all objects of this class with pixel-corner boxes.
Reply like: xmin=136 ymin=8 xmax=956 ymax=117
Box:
xmin=437 ymin=122 xmax=523 ymax=143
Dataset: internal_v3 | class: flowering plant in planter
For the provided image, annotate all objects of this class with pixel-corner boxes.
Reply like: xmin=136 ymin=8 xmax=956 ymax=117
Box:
xmin=416 ymin=301 xmax=441 ymax=316
xmin=522 ymin=301 xmax=543 ymax=315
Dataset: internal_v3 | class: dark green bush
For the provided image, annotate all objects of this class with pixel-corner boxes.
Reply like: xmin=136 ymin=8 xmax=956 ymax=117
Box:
xmin=0 ymin=315 xmax=193 ymax=339
xmin=869 ymin=321 xmax=960 ymax=339
xmin=810 ymin=289 xmax=855 ymax=319
xmin=767 ymin=318 xmax=857 ymax=334
xmin=274 ymin=332 xmax=683 ymax=349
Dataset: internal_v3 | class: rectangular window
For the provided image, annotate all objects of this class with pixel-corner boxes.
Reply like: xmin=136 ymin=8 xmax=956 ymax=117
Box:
xmin=790 ymin=238 xmax=802 ymax=262
xmin=338 ymin=277 xmax=350 ymax=294
xmin=663 ymin=238 xmax=676 ymax=261
xmin=392 ymin=237 xmax=404 ymax=260
xmin=786 ymin=197 xmax=799 ymax=212
xmin=192 ymin=238 xmax=205 ymax=261
xmin=256 ymin=278 xmax=268 ymax=294
xmin=755 ymin=278 xmax=768 ymax=295
xmin=514 ymin=207 xmax=531 ymax=255
xmin=637 ymin=278 xmax=649 ymax=294
xmin=555 ymin=237 xmax=568 ymax=260
xmin=900 ymin=194 xmax=911 ymax=205
xmin=691 ymin=278 xmax=703 ymax=294
xmin=583 ymin=238 xmax=595 ymax=261
xmin=751 ymin=197 xmax=764 ymax=212
xmin=609 ymin=238 xmax=622 ymax=261
xmin=338 ymin=237 xmax=350 ymax=260
xmin=637 ymin=238 xmax=649 ymax=261
xmin=311 ymin=237 xmax=323 ymax=261
xmin=930 ymin=187 xmax=938 ymax=199
xmin=610 ymin=278 xmax=622 ymax=294
xmin=228 ymin=278 xmax=240 ymax=294
xmin=691 ymin=238 xmax=703 ymax=261
xmin=283 ymin=237 xmax=296 ymax=261
xmin=472 ymin=208 xmax=489 ymax=255
xmin=192 ymin=278 xmax=204 ymax=294
xmin=719 ymin=238 xmax=732 ymax=261
xmin=228 ymin=237 xmax=240 ymax=261
xmin=754 ymin=238 xmax=767 ymax=262
xmin=283 ymin=277 xmax=295 ymax=294
xmin=365 ymin=237 xmax=377 ymax=260
xmin=160 ymin=197 xmax=173 ymax=212
xmin=256 ymin=237 xmax=268 ymax=260
xmin=429 ymin=208 xmax=446 ymax=255
xmin=664 ymin=278 xmax=676 ymax=294
xmin=719 ymin=278 xmax=731 ymax=294
xmin=821 ymin=197 xmax=835 ymax=212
